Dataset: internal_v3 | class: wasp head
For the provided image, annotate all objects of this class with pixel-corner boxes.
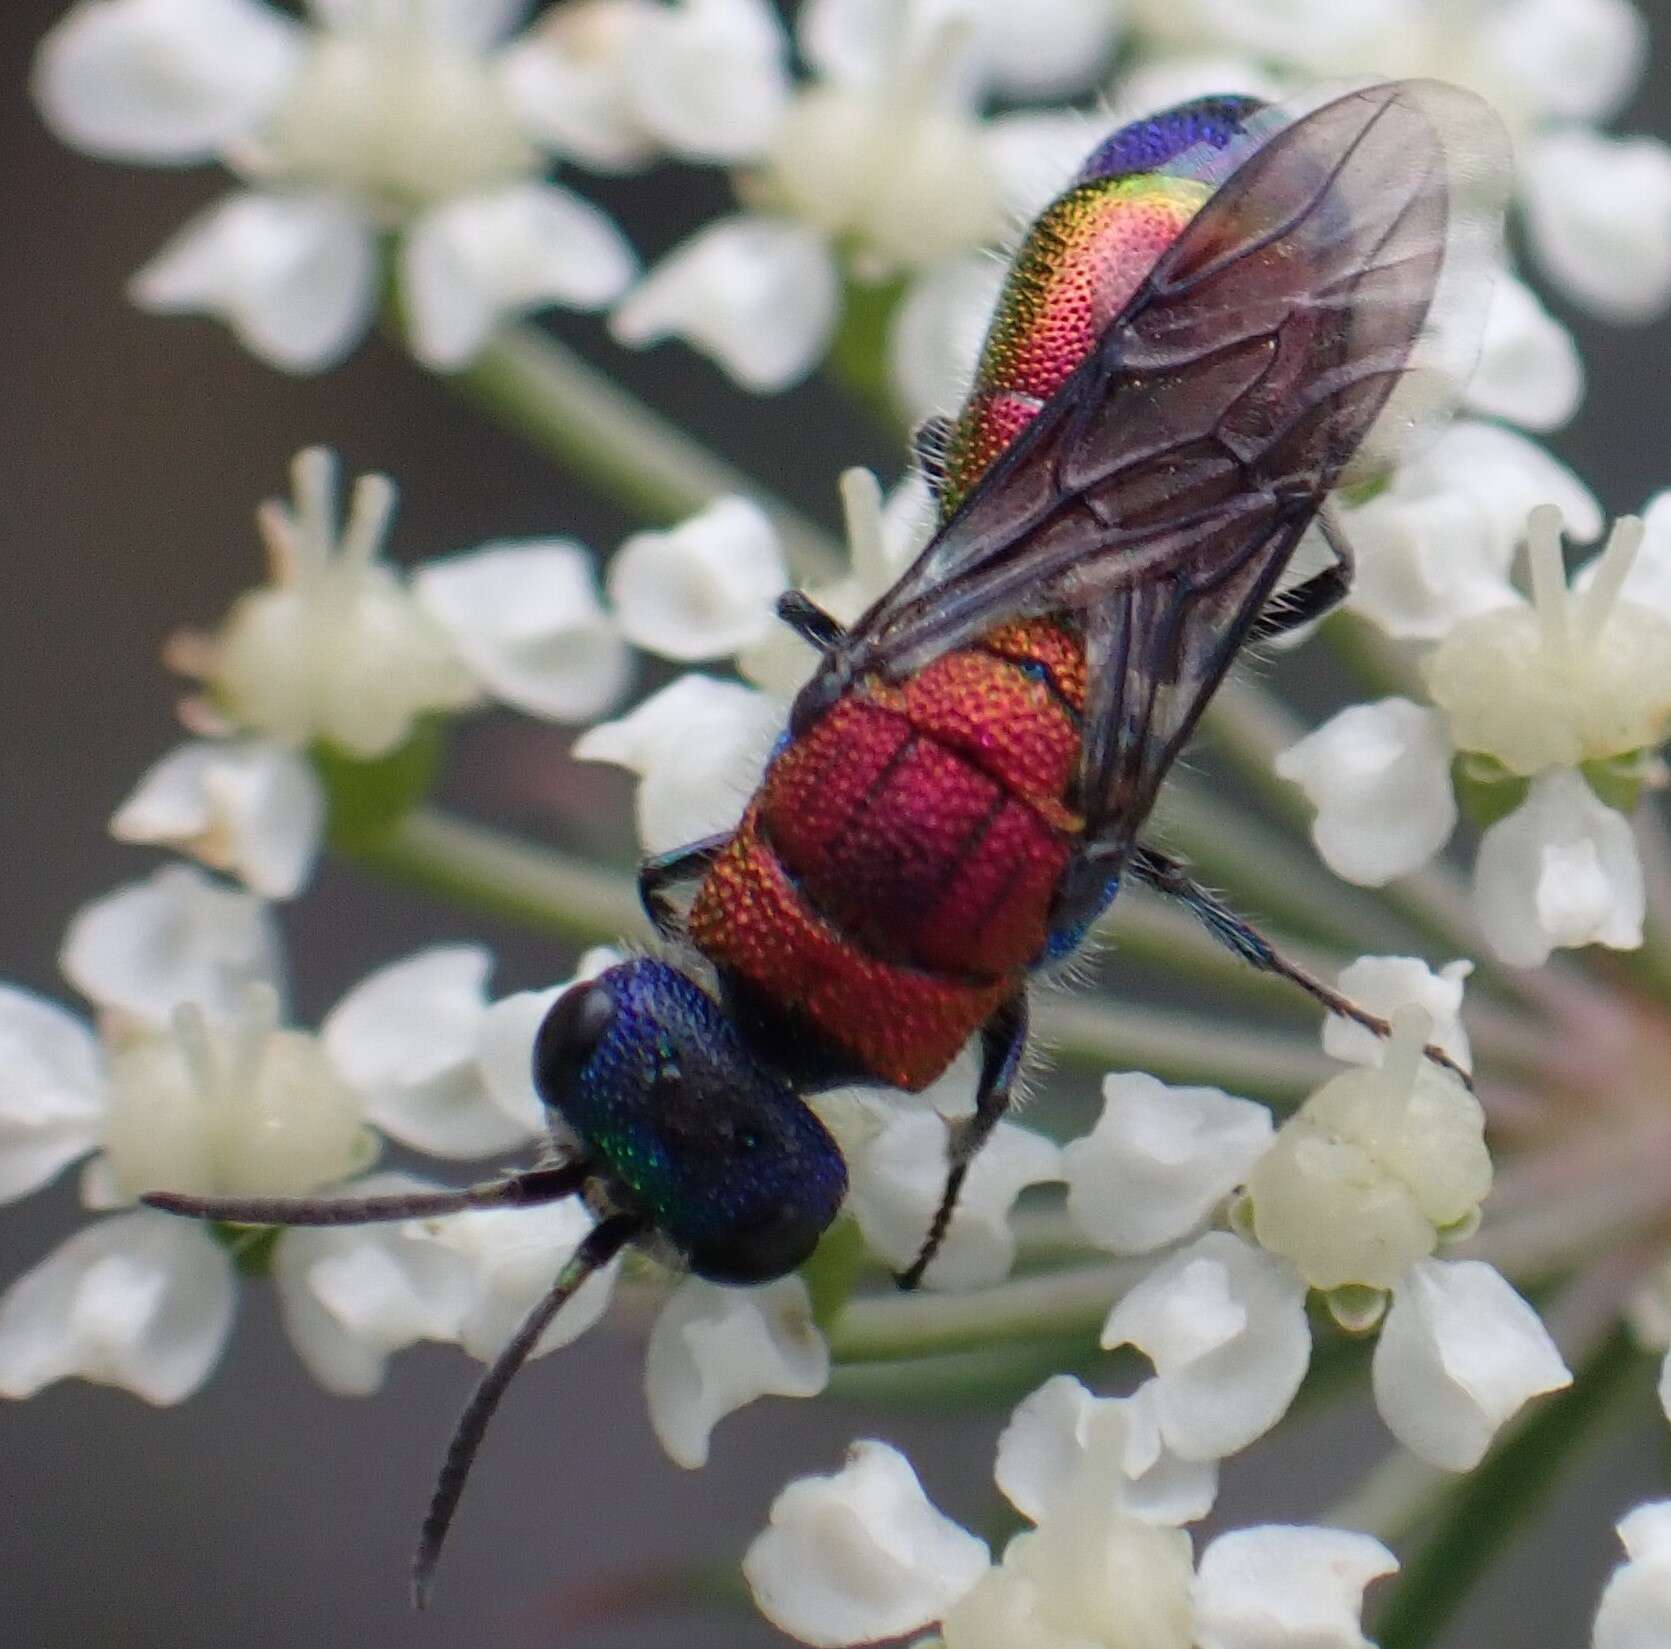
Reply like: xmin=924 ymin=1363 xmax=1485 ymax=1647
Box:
xmin=533 ymin=958 xmax=848 ymax=1286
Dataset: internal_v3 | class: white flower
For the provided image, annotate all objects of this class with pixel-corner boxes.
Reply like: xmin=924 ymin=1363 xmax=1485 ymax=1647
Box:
xmin=745 ymin=1439 xmax=991 ymax=1648
xmin=1063 ymin=1072 xmax=1273 ymax=1256
xmin=1595 ymin=1502 xmax=1671 ymax=1649
xmin=111 ymin=738 xmax=325 ymax=899
xmin=1472 ymin=768 xmax=1646 ymax=967
xmin=1101 ymin=1231 xmax=1312 ymax=1462
xmin=1247 ymin=1010 xmax=1492 ymax=1293
xmin=606 ymin=495 xmax=788 ymax=661
xmin=1371 ymin=1256 xmax=1571 ymax=1470
xmin=645 ymin=1274 xmax=829 ymax=1467
xmin=1275 ymin=699 xmax=1459 ymax=887
xmin=749 ymin=1385 xmax=1397 ymax=1649
xmin=846 ymin=1114 xmax=1061 ymax=1289
xmin=0 ymin=877 xmax=537 ymax=1402
xmin=1467 ymin=272 xmax=1585 ymax=432
xmin=175 ymin=448 xmax=635 ymax=755
xmin=611 ymin=0 xmax=1075 ymax=395
xmin=35 ymin=0 xmax=643 ymax=368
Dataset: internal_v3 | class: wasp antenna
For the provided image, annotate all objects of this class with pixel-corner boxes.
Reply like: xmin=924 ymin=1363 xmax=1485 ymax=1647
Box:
xmin=142 ymin=1162 xmax=592 ymax=1228
xmin=411 ymin=1212 xmax=644 ymax=1611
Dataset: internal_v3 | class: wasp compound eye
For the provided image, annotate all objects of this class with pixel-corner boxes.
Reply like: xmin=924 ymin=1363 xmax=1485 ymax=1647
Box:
xmin=533 ymin=980 xmax=616 ymax=1108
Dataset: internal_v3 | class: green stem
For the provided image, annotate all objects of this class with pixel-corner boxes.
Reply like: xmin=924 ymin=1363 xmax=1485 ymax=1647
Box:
xmin=457 ymin=324 xmax=842 ymax=578
xmin=352 ymin=807 xmax=646 ymax=944
xmin=1371 ymin=1325 xmax=1648 ymax=1649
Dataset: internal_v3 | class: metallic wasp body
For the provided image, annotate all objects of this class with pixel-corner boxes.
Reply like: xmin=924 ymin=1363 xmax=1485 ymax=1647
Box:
xmin=147 ymin=80 xmax=1507 ymax=1599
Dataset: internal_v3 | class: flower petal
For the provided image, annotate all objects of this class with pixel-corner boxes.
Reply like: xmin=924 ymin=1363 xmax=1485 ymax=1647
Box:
xmin=744 ymin=1439 xmax=989 ymax=1648
xmin=415 ymin=539 xmax=633 ymax=722
xmin=1465 ymin=271 xmax=1584 ymax=433
xmin=608 ymin=496 xmax=788 ymax=661
xmin=1524 ymin=129 xmax=1671 ymax=322
xmin=0 ymin=1210 xmax=234 ymax=1404
xmin=272 ymin=1174 xmax=477 ymax=1394
xmin=131 ymin=188 xmax=376 ymax=371
xmin=1372 ymin=1258 xmax=1571 ymax=1469
xmin=994 ymin=1374 xmax=1218 ymax=1528
xmin=646 ymin=1275 xmax=828 ymax=1468
xmin=1102 ymin=1232 xmax=1311 ymax=1461
xmin=60 ymin=863 xmax=285 ymax=1028
xmin=628 ymin=0 xmax=790 ymax=162
xmin=34 ymin=0 xmax=302 ymax=162
xmin=0 ymin=988 xmax=106 ymax=1203
xmin=323 ymin=947 xmax=530 ymax=1158
xmin=1063 ymin=1071 xmax=1273 ymax=1256
xmin=1275 ymin=699 xmax=1458 ymax=887
xmin=1477 ymin=0 xmax=1646 ymax=125
xmin=1322 ymin=957 xmax=1473 ymax=1073
xmin=1193 ymin=1525 xmax=1397 ymax=1649
xmin=111 ymin=737 xmax=325 ymax=899
xmin=1596 ymin=1502 xmax=1671 ymax=1649
xmin=402 ymin=182 xmax=637 ymax=369
xmin=964 ymin=0 xmax=1123 ymax=98
xmin=573 ymin=673 xmax=782 ymax=853
xmin=423 ymin=1194 xmax=619 ymax=1362
xmin=1473 ymin=769 xmax=1644 ymax=968
xmin=610 ymin=214 xmax=840 ymax=393
xmin=847 ymin=1115 xmax=1061 ymax=1290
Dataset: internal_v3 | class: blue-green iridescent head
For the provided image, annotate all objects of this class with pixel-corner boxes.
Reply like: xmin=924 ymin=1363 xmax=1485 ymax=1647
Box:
xmin=532 ymin=958 xmax=848 ymax=1285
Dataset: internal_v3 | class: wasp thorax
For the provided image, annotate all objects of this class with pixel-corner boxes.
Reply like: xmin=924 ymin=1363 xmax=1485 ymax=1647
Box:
xmin=251 ymin=17 xmax=536 ymax=214
xmin=532 ymin=959 xmax=848 ymax=1285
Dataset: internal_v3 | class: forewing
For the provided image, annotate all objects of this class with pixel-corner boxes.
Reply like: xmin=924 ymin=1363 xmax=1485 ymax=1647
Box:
xmin=811 ymin=78 xmax=1507 ymax=862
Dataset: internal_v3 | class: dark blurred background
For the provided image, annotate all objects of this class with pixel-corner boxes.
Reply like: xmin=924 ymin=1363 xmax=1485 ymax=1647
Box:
xmin=3 ymin=3 xmax=1671 ymax=1645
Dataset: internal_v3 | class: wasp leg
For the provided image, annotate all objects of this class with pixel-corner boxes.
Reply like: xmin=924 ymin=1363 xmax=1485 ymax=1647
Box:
xmin=776 ymin=591 xmax=847 ymax=653
xmin=1249 ymin=506 xmax=1355 ymax=640
xmin=413 ymin=1210 xmax=644 ymax=1609
xmin=1129 ymin=845 xmax=1472 ymax=1087
xmin=143 ymin=1161 xmax=592 ymax=1227
xmin=638 ymin=834 xmax=731 ymax=939
xmin=896 ymin=994 xmax=1029 ymax=1290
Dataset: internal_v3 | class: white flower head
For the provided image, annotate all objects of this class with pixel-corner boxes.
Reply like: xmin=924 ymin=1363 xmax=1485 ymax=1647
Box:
xmin=36 ymin=0 xmax=642 ymax=368
xmin=111 ymin=737 xmax=325 ymax=899
xmin=1248 ymin=1009 xmax=1491 ymax=1293
xmin=1063 ymin=1071 xmax=1274 ymax=1256
xmin=847 ymin=1114 xmax=1061 ymax=1290
xmin=1275 ymin=698 xmax=1459 ymax=887
xmin=1595 ymin=1502 xmax=1671 ymax=1649
xmin=174 ymin=448 xmax=479 ymax=758
xmin=645 ymin=1274 xmax=828 ymax=1467
xmin=1426 ymin=507 xmax=1671 ymax=777
xmin=745 ymin=1439 xmax=990 ymax=1648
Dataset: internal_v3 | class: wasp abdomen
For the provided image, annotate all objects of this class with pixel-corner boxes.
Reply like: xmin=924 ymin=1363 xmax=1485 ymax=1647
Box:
xmin=688 ymin=621 xmax=1085 ymax=1090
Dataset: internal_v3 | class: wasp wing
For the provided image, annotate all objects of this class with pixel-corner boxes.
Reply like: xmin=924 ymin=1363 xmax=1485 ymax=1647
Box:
xmin=809 ymin=79 xmax=1507 ymax=863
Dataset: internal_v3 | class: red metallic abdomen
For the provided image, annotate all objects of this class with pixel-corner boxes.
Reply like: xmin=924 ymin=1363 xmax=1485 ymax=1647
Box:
xmin=688 ymin=620 xmax=1086 ymax=1089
